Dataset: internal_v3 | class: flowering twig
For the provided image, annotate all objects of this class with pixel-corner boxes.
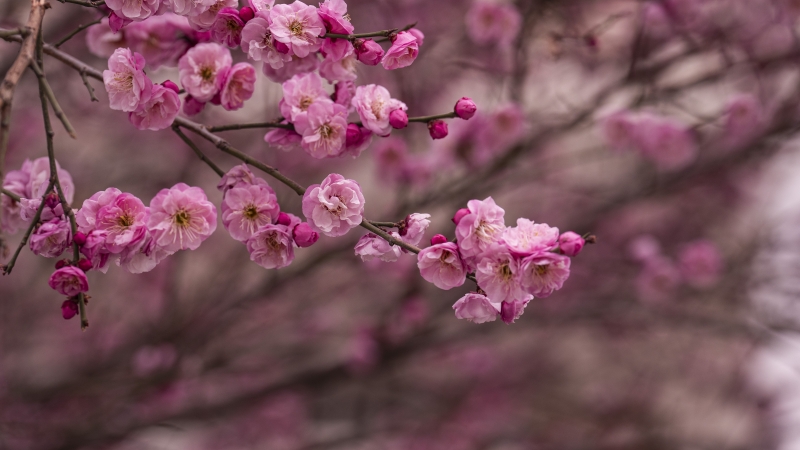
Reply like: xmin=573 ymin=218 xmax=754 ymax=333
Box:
xmin=79 ymin=68 xmax=98 ymax=102
xmin=324 ymin=22 xmax=417 ymax=40
xmin=57 ymin=0 xmax=105 ymax=7
xmin=28 ymin=59 xmax=78 ymax=139
xmin=54 ymin=18 xmax=102 ymax=48
xmin=1 ymin=180 xmax=53 ymax=275
xmin=206 ymin=121 xmax=295 ymax=132
xmin=171 ymin=125 xmax=225 ymax=177
xmin=408 ymin=112 xmax=458 ymax=123
xmin=1 ymin=187 xmax=21 ymax=202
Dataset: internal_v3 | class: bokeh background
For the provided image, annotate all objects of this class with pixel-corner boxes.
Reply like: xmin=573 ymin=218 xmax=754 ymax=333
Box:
xmin=3 ymin=0 xmax=800 ymax=448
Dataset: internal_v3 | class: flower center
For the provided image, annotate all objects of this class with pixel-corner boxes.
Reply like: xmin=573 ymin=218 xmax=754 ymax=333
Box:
xmin=534 ymin=264 xmax=548 ymax=276
xmin=289 ymin=20 xmax=304 ymax=36
xmin=173 ymin=209 xmax=190 ymax=227
xmin=199 ymin=66 xmax=214 ymax=82
xmin=114 ymin=73 xmax=133 ymax=91
xmin=371 ymin=99 xmax=385 ymax=119
xmin=318 ymin=124 xmax=333 ymax=139
xmin=476 ymin=220 xmax=500 ymax=242
xmin=500 ymin=263 xmax=513 ymax=280
xmin=299 ymin=96 xmax=314 ymax=110
xmin=117 ymin=214 xmax=134 ymax=228
xmin=244 ymin=205 xmax=259 ymax=219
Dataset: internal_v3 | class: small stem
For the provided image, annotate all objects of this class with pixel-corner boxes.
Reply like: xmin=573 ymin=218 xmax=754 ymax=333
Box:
xmin=57 ymin=0 xmax=105 ymax=7
xmin=77 ymin=292 xmax=88 ymax=330
xmin=28 ymin=59 xmax=77 ymax=138
xmin=54 ymin=18 xmax=101 ymax=48
xmin=408 ymin=112 xmax=458 ymax=123
xmin=2 ymin=180 xmax=53 ymax=275
xmin=1 ymin=188 xmax=21 ymax=202
xmin=79 ymin=69 xmax=98 ymax=102
xmin=324 ymin=22 xmax=416 ymax=41
xmin=369 ymin=221 xmax=399 ymax=228
xmin=0 ymin=28 xmax=21 ymax=39
xmin=172 ymin=125 xmax=225 ymax=177
xmin=360 ymin=221 xmax=421 ymax=254
xmin=207 ymin=122 xmax=295 ymax=132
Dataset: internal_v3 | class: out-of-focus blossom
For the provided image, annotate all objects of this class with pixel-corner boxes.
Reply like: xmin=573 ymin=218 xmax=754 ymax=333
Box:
xmin=128 ymin=83 xmax=181 ymax=130
xmin=86 ymin=18 xmax=127 ymax=58
xmin=355 ymin=233 xmax=402 ymax=262
xmin=125 ymin=14 xmax=193 ymax=69
xmin=262 ymin=54 xmax=319 ymax=83
xmin=1 ymin=166 xmax=30 ymax=234
xmin=352 ymin=85 xmax=407 ymax=136
xmin=721 ymin=94 xmax=766 ymax=147
xmin=293 ymin=101 xmax=349 ymax=159
xmin=148 ymin=183 xmax=218 ymax=253
xmin=520 ymin=252 xmax=571 ymax=297
xmin=269 ymin=1 xmax=324 ymax=58
xmin=319 ymin=52 xmax=358 ymax=82
xmin=453 ymin=293 xmax=500 ymax=323
xmin=628 ymin=234 xmax=661 ymax=262
xmin=105 ymin=0 xmax=160 ymax=21
xmin=399 ymin=213 xmax=430 ymax=247
xmin=221 ymin=184 xmax=280 ymax=242
xmin=381 ymin=31 xmax=419 ymax=70
xmin=354 ymin=38 xmax=384 ymax=66
xmin=178 ymin=43 xmax=232 ymax=102
xmin=465 ymin=1 xmax=522 ymax=47
xmin=302 ymin=173 xmax=364 ymax=237
xmin=333 ymin=80 xmax=355 ymax=110
xmin=265 ymin=126 xmax=303 ymax=152
xmin=246 ymin=224 xmax=295 ymax=269
xmin=48 ymin=267 xmax=89 ymax=297
xmin=417 ymin=242 xmax=467 ymax=290
xmin=636 ymin=256 xmax=681 ymax=303
xmin=501 ymin=218 xmax=558 ymax=257
xmin=211 ymin=7 xmax=245 ymax=47
xmin=280 ymin=72 xmax=328 ymax=122
xmin=455 ymin=197 xmax=506 ymax=262
xmin=635 ymin=114 xmax=698 ymax=171
xmin=678 ymin=240 xmax=723 ymax=288
xmin=29 ymin=218 xmax=71 ymax=258
xmin=103 ymin=48 xmax=152 ymax=112
xmin=500 ymin=298 xmax=530 ymax=324
xmin=342 ymin=123 xmax=372 ymax=158
xmin=189 ymin=0 xmax=239 ymax=31
xmin=220 ymin=62 xmax=256 ymax=111
xmin=601 ymin=110 xmax=638 ymax=153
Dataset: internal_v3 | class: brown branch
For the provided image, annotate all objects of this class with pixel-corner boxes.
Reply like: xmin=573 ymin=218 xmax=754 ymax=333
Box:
xmin=28 ymin=59 xmax=77 ymax=139
xmin=54 ymin=17 xmax=102 ymax=48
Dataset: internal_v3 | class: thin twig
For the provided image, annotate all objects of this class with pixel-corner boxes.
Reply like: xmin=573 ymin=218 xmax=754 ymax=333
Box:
xmin=57 ymin=0 xmax=105 ymax=7
xmin=171 ymin=125 xmax=225 ymax=177
xmin=28 ymin=59 xmax=77 ymax=139
xmin=326 ymin=22 xmax=417 ymax=41
xmin=0 ymin=28 xmax=22 ymax=39
xmin=79 ymin=69 xmax=98 ymax=102
xmin=1 ymin=188 xmax=21 ymax=202
xmin=207 ymin=122 xmax=295 ymax=132
xmin=2 ymin=180 xmax=52 ymax=275
xmin=54 ymin=18 xmax=101 ymax=48
xmin=408 ymin=112 xmax=458 ymax=123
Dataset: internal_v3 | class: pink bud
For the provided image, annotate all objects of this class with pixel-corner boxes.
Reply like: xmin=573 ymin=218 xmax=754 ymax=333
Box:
xmin=558 ymin=231 xmax=585 ymax=257
xmin=500 ymin=300 xmax=523 ymax=324
xmin=452 ymin=208 xmax=469 ymax=225
xmin=293 ymin=222 xmax=319 ymax=248
xmin=276 ymin=212 xmax=292 ymax=226
xmin=430 ymin=234 xmax=448 ymax=246
xmin=77 ymin=258 xmax=93 ymax=272
xmin=183 ymin=95 xmax=206 ymax=116
xmin=108 ymin=11 xmax=132 ymax=33
xmin=61 ymin=300 xmax=78 ymax=320
xmin=354 ymin=39 xmax=385 ymax=66
xmin=239 ymin=6 xmax=255 ymax=22
xmin=389 ymin=109 xmax=408 ymax=129
xmin=209 ymin=92 xmax=221 ymax=106
xmin=73 ymin=231 xmax=87 ymax=246
xmin=161 ymin=80 xmax=180 ymax=94
xmin=454 ymin=97 xmax=477 ymax=120
xmin=409 ymin=28 xmax=425 ymax=46
xmin=45 ymin=192 xmax=59 ymax=209
xmin=345 ymin=123 xmax=369 ymax=146
xmin=427 ymin=120 xmax=448 ymax=139
xmin=55 ymin=259 xmax=68 ymax=269
xmin=275 ymin=41 xmax=290 ymax=54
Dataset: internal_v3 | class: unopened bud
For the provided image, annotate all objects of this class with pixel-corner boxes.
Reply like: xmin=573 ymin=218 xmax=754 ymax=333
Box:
xmin=427 ymin=120 xmax=448 ymax=140
xmin=430 ymin=234 xmax=448 ymax=246
xmin=239 ymin=6 xmax=255 ymax=22
xmin=452 ymin=208 xmax=470 ymax=225
xmin=161 ymin=80 xmax=180 ymax=94
xmin=454 ymin=97 xmax=477 ymax=120
xmin=389 ymin=109 xmax=408 ymax=129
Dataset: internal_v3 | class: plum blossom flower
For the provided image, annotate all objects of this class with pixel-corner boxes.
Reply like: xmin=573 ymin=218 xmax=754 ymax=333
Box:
xmin=86 ymin=18 xmax=128 ymax=59
xmin=476 ymin=245 xmax=527 ymax=304
xmin=501 ymin=218 xmax=558 ymax=257
xmin=351 ymin=85 xmax=407 ymax=136
xmin=453 ymin=293 xmax=500 ymax=323
xmin=318 ymin=0 xmax=353 ymax=34
xmin=455 ymin=197 xmax=506 ymax=262
xmin=148 ymin=183 xmax=218 ymax=253
xmin=269 ymin=1 xmax=324 ymax=58
xmin=125 ymin=14 xmax=194 ymax=69
xmin=76 ymin=188 xmax=122 ymax=234
xmin=381 ymin=31 xmax=419 ymax=70
xmin=280 ymin=72 xmax=329 ymax=122
xmin=217 ymin=164 xmax=262 ymax=194
xmin=465 ymin=1 xmax=522 ymax=47
xmin=355 ymin=233 xmax=402 ymax=262
xmin=292 ymin=222 xmax=318 ymax=247
xmin=246 ymin=224 xmax=295 ymax=269
xmin=678 ymin=240 xmax=723 ymax=288
xmin=319 ymin=52 xmax=358 ymax=82
xmin=212 ymin=7 xmax=245 ymax=47
xmin=293 ymin=101 xmax=349 ymax=159
xmin=189 ymin=0 xmax=239 ymax=31
xmin=302 ymin=173 xmax=364 ymax=237
xmin=221 ymin=184 xmax=280 ymax=242
xmin=241 ymin=11 xmax=292 ymax=67
xmin=81 ymin=230 xmax=112 ymax=273
xmin=178 ymin=43 xmax=232 ymax=102
xmin=261 ymin=54 xmax=319 ymax=83
xmin=117 ymin=232 xmax=170 ymax=273
xmin=128 ymin=84 xmax=181 ymax=130
xmin=248 ymin=0 xmax=274 ymax=12
xmin=94 ymin=192 xmax=149 ymax=254
xmin=48 ymin=267 xmax=89 ymax=297
xmin=103 ymin=48 xmax=152 ymax=112
xmin=558 ymin=231 xmax=585 ymax=257
xmin=333 ymin=80 xmax=355 ymax=110
xmin=417 ymin=242 xmax=468 ymax=290
xmin=520 ymin=252 xmax=571 ymax=298
xmin=1 ymin=166 xmax=30 ymax=234
xmin=220 ymin=62 xmax=256 ymax=111
xmin=500 ymin=298 xmax=530 ymax=324
xmin=29 ymin=218 xmax=71 ymax=258
xmin=341 ymin=123 xmax=372 ymax=159
xmin=265 ymin=126 xmax=303 ymax=152
xmin=105 ymin=0 xmax=161 ymax=21
xmin=399 ymin=213 xmax=430 ymax=247
xmin=167 ymin=0 xmax=216 ymax=17
xmin=321 ymin=37 xmax=354 ymax=63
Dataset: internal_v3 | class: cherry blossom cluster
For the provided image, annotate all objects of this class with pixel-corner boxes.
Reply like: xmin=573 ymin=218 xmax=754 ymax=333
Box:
xmin=219 ymin=164 xmax=319 ymax=268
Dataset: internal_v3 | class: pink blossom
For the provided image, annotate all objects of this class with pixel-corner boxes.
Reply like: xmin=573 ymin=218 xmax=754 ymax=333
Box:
xmin=319 ymin=52 xmax=358 ymax=82
xmin=165 ymin=0 xmax=214 ymax=16
xmin=301 ymin=173 xmax=364 ymax=237
xmin=558 ymin=231 xmax=585 ymax=257
xmin=86 ymin=18 xmax=127 ymax=59
xmin=381 ymin=31 xmax=419 ymax=70
xmin=501 ymin=218 xmax=558 ymax=257
xmin=117 ymin=232 xmax=170 ymax=273
xmin=148 ymin=183 xmax=218 ymax=253
xmin=453 ymin=293 xmax=500 ymax=324
xmin=417 ymin=242 xmax=468 ymax=290
xmin=246 ymin=224 xmax=295 ymax=269
xmin=292 ymin=222 xmax=318 ymax=247
xmin=600 ymin=110 xmax=638 ymax=153
xmin=183 ymin=95 xmax=206 ymax=116
xmin=188 ymin=0 xmax=239 ymax=31
xmin=220 ymin=62 xmax=256 ymax=111
xmin=26 ymin=157 xmax=74 ymax=203
xmin=636 ymin=257 xmax=681 ymax=303
xmin=126 ymin=14 xmax=193 ymax=69
xmin=248 ymin=0 xmax=274 ymax=13
xmin=409 ymin=28 xmax=425 ymax=46
xmin=455 ymin=97 xmax=477 ymax=120
xmin=635 ymin=114 xmax=698 ymax=171
xmin=217 ymin=164 xmax=264 ymax=195
xmin=678 ymin=240 xmax=723 ymax=288
xmin=500 ymin=298 xmax=530 ymax=324
xmin=428 ymin=120 xmax=448 ymax=139
xmin=76 ymin=188 xmax=123 ymax=234
xmin=211 ymin=7 xmax=245 ymax=47
xmin=221 ymin=184 xmax=280 ymax=242
xmin=476 ymin=245 xmax=527 ymax=304
xmin=351 ymin=84 xmax=407 ymax=136
xmin=293 ymin=101 xmax=349 ymax=159
xmin=399 ymin=213 xmax=430 ymax=247
xmin=628 ymin=234 xmax=661 ymax=262
xmin=61 ymin=300 xmax=78 ymax=320
xmin=318 ymin=0 xmax=353 ymax=34
xmin=94 ymin=192 xmax=149 ymax=253
xmin=241 ymin=11 xmax=292 ymax=67
xmin=721 ymin=94 xmax=765 ymax=147
xmin=264 ymin=126 xmax=303 ymax=152
xmin=105 ymin=0 xmax=160 ymax=21
xmin=280 ymin=72 xmax=329 ymax=122
xmin=29 ymin=218 xmax=72 ymax=258
xmin=80 ymin=230 xmax=112 ymax=273
xmin=455 ymin=197 xmax=506 ymax=262
xmin=128 ymin=84 xmax=180 ymax=130
xmin=355 ymin=233 xmax=402 ymax=262
xmin=354 ymin=39 xmax=384 ymax=66
xmin=341 ymin=123 xmax=372 ymax=159
xmin=1 ymin=167 xmax=30 ymax=234
xmin=103 ymin=47 xmax=152 ymax=112
xmin=465 ymin=1 xmax=522 ymax=47
xmin=520 ymin=252 xmax=571 ymax=298
xmin=321 ymin=37 xmax=354 ymax=63
xmin=48 ymin=267 xmax=89 ymax=297
xmin=333 ymin=80 xmax=355 ymax=110
xmin=178 ymin=43 xmax=232 ymax=102
xmin=389 ymin=109 xmax=408 ymax=129
xmin=109 ymin=12 xmax=133 ymax=33
xmin=261 ymin=54 xmax=319 ymax=83
xmin=268 ymin=1 xmax=324 ymax=58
